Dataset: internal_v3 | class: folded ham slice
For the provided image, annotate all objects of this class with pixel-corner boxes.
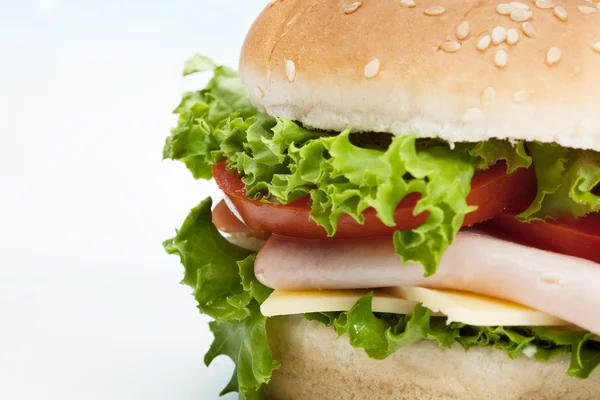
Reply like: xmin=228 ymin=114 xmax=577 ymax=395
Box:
xmin=255 ymin=232 xmax=600 ymax=335
xmin=213 ymin=200 xmax=270 ymax=240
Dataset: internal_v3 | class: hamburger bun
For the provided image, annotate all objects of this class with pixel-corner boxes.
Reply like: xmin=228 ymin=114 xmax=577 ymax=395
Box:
xmin=240 ymin=0 xmax=600 ymax=151
xmin=266 ymin=315 xmax=600 ymax=400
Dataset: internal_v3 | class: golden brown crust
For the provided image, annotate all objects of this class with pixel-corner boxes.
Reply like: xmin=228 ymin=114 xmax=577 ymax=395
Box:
xmin=266 ymin=316 xmax=600 ymax=400
xmin=240 ymin=0 xmax=600 ymax=150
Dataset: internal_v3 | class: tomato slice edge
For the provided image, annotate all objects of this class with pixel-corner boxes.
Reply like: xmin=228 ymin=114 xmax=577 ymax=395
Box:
xmin=485 ymin=212 xmax=600 ymax=264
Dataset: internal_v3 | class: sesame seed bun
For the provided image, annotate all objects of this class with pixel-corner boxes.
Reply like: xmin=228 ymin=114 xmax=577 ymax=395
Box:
xmin=266 ymin=315 xmax=600 ymax=400
xmin=240 ymin=0 xmax=600 ymax=151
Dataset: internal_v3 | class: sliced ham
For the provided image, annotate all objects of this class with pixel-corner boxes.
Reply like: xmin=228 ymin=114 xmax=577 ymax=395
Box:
xmin=213 ymin=200 xmax=270 ymax=251
xmin=213 ymin=200 xmax=269 ymax=239
xmin=255 ymin=232 xmax=600 ymax=335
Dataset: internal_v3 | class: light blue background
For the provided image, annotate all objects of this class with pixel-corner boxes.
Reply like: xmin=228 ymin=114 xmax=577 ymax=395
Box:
xmin=0 ymin=1 xmax=267 ymax=399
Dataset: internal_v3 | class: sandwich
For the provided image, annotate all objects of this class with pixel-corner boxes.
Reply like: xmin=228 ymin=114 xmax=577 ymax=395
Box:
xmin=162 ymin=0 xmax=600 ymax=398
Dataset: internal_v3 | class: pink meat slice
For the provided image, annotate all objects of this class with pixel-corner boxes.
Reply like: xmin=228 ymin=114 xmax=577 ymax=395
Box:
xmin=255 ymin=232 xmax=600 ymax=335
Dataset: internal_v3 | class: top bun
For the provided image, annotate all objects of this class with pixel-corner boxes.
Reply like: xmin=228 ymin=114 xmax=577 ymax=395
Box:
xmin=240 ymin=0 xmax=600 ymax=151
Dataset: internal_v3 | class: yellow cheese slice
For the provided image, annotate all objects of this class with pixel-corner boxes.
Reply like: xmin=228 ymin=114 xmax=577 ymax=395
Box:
xmin=389 ymin=287 xmax=569 ymax=327
xmin=261 ymin=288 xmax=599 ymax=342
xmin=260 ymin=289 xmax=418 ymax=317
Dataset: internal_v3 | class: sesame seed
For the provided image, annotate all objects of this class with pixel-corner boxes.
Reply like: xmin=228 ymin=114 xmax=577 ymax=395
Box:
xmin=496 ymin=3 xmax=516 ymax=15
xmin=593 ymin=43 xmax=600 ymax=53
xmin=477 ymin=35 xmax=492 ymax=51
xmin=344 ymin=2 xmax=362 ymax=14
xmin=512 ymin=2 xmax=531 ymax=10
xmin=578 ymin=5 xmax=597 ymax=14
xmin=364 ymin=58 xmax=380 ymax=78
xmin=507 ymin=29 xmax=520 ymax=45
xmin=462 ymin=108 xmax=483 ymax=123
xmin=456 ymin=21 xmax=470 ymax=40
xmin=287 ymin=15 xmax=299 ymax=26
xmin=513 ymin=90 xmax=532 ymax=102
xmin=511 ymin=2 xmax=531 ymax=10
xmin=491 ymin=27 xmax=507 ymax=45
xmin=510 ymin=9 xmax=533 ymax=22
xmin=554 ymin=6 xmax=568 ymax=21
xmin=495 ymin=49 xmax=508 ymax=67
xmin=546 ymin=47 xmax=562 ymax=65
xmin=521 ymin=22 xmax=538 ymax=38
xmin=285 ymin=60 xmax=296 ymax=82
xmin=400 ymin=0 xmax=416 ymax=8
xmin=425 ymin=6 xmax=446 ymax=16
xmin=573 ymin=65 xmax=582 ymax=74
xmin=253 ymin=87 xmax=265 ymax=99
xmin=535 ymin=0 xmax=555 ymax=9
xmin=481 ymin=87 xmax=496 ymax=107
xmin=441 ymin=41 xmax=462 ymax=53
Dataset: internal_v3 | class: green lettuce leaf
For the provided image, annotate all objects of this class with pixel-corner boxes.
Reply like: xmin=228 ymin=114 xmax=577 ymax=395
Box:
xmin=464 ymin=139 xmax=532 ymax=173
xmin=183 ymin=54 xmax=217 ymax=76
xmin=531 ymin=328 xmax=600 ymax=379
xmin=519 ymin=143 xmax=600 ymax=221
xmin=163 ymin=56 xmax=258 ymax=179
xmin=303 ymin=312 xmax=339 ymax=326
xmin=163 ymin=198 xmax=279 ymax=398
xmin=333 ymin=293 xmax=434 ymax=359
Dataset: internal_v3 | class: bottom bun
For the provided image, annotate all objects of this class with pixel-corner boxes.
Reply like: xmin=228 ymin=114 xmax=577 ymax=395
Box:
xmin=265 ymin=316 xmax=599 ymax=400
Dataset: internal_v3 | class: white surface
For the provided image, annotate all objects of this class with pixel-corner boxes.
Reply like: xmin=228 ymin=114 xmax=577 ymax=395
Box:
xmin=0 ymin=1 xmax=267 ymax=399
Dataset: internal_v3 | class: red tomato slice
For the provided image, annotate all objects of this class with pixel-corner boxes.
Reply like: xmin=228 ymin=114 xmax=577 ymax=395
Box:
xmin=212 ymin=161 xmax=536 ymax=239
xmin=486 ymin=212 xmax=600 ymax=264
